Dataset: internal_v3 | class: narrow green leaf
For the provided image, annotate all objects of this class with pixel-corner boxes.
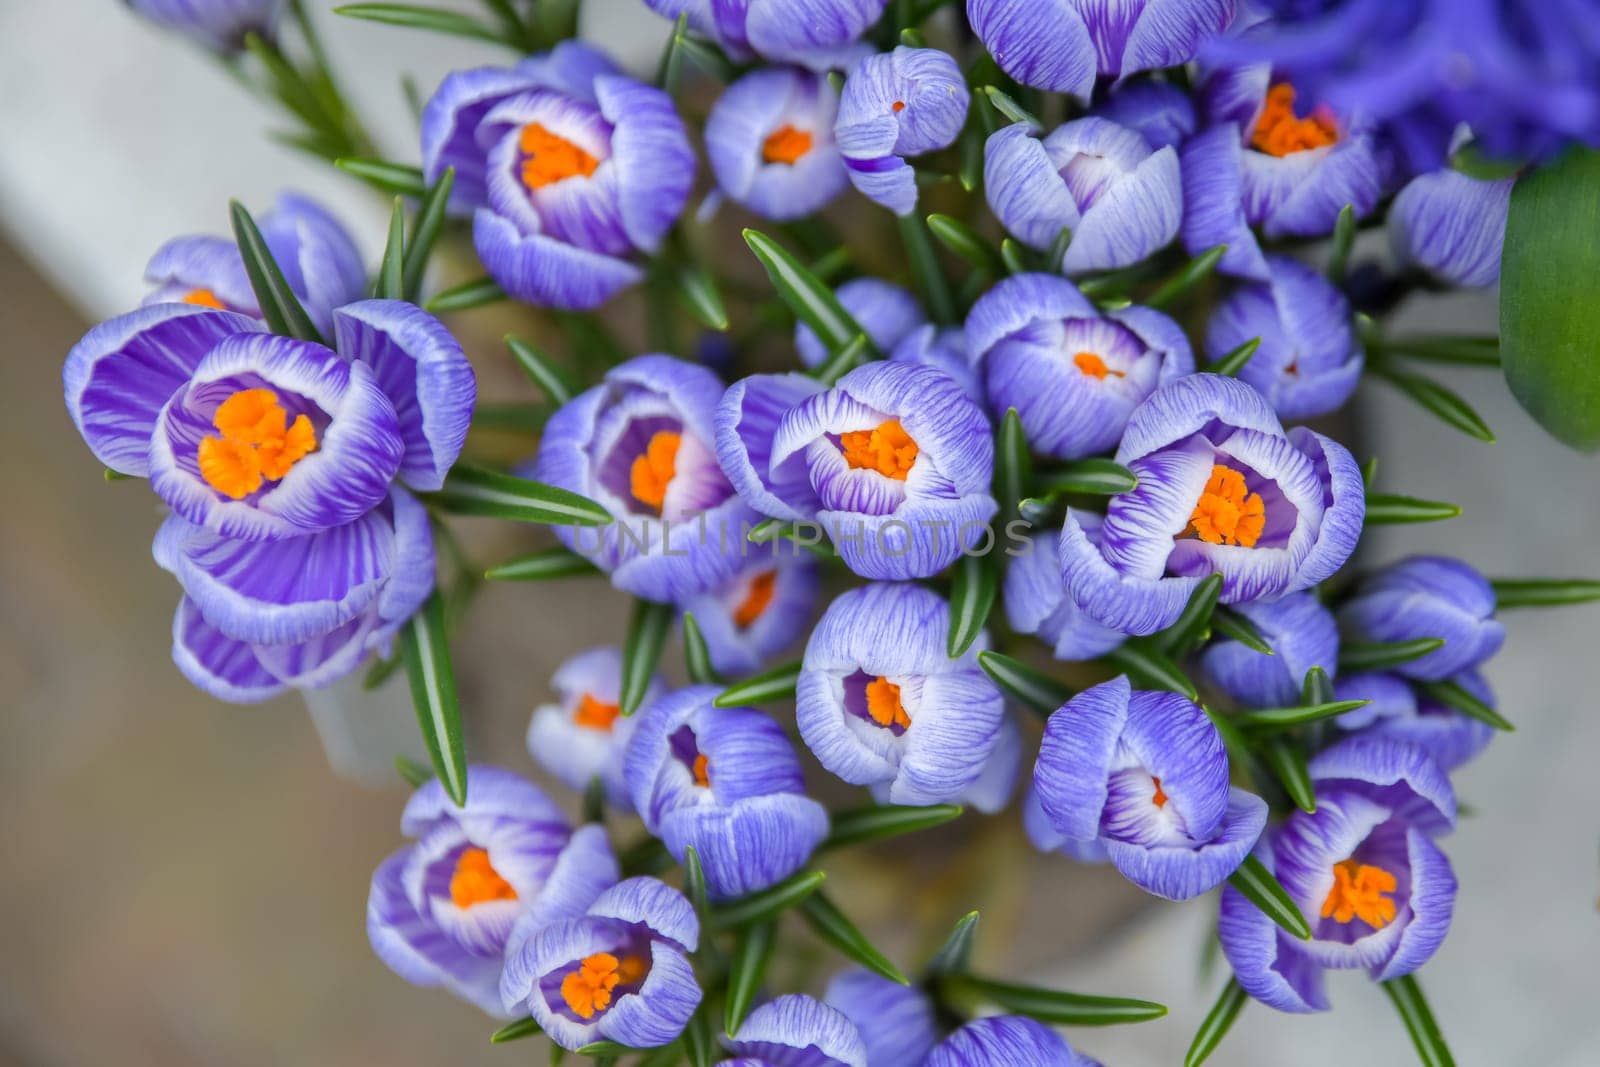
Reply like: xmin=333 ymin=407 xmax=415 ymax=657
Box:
xmin=1339 ymin=637 xmax=1446 ymax=673
xmin=1234 ymin=699 xmax=1369 ymax=731
xmin=746 ymin=519 xmax=829 ymax=557
xmin=1261 ymin=738 xmax=1316 ymax=813
xmin=710 ymin=869 xmax=826 ymax=931
xmin=484 ymin=547 xmax=599 ymax=582
xmin=1155 ymin=574 xmax=1223 ymax=655
xmin=581 ymin=776 xmax=606 ymax=825
xmin=898 ymin=212 xmax=957 ymax=324
xmin=335 ymin=156 xmax=428 ymax=197
xmin=1038 ymin=459 xmax=1139 ymax=496
xmin=375 ymin=197 xmax=406 ymax=299
xmin=1326 ymin=204 xmax=1356 ymax=285
xmin=941 ymin=974 xmax=1168 ymax=1026
xmin=822 ymin=803 xmax=964 ymax=851
xmin=1381 ymin=974 xmax=1456 ymax=1067
xmin=672 ymin=262 xmax=730 ymax=331
xmin=428 ymin=464 xmax=610 ymax=525
xmin=1147 ymin=245 xmax=1226 ymax=310
xmin=1364 ymin=493 xmax=1462 ymax=525
xmin=399 ymin=595 xmax=468 ymax=805
xmin=926 ymin=911 xmax=981 ymax=976
xmin=1103 ymin=643 xmax=1198 ymax=701
xmin=104 ymin=468 xmax=138 ymax=482
xmin=927 ymin=213 xmax=1003 ymax=274
xmin=576 ymin=1040 xmax=633 ymax=1058
xmin=813 ymin=331 xmax=872 ymax=385
xmin=725 ymin=920 xmax=777 ymax=1034
xmin=621 ymin=600 xmax=673 ymax=715
xmin=1376 ymin=334 xmax=1500 ymax=367
xmin=402 ymin=167 xmax=454 ymax=300
xmin=682 ymin=612 xmax=722 ymax=686
xmin=714 ymin=660 xmax=802 ymax=707
xmin=800 ymin=892 xmax=909 ymax=985
xmin=1302 ymin=665 xmax=1335 ymax=707
xmin=1490 ymin=577 xmax=1600 ymax=608
xmin=1203 ymin=705 xmax=1255 ymax=771
xmin=996 ymin=408 xmax=1031 ymax=526
xmin=395 ymin=754 xmax=432 ymax=788
xmin=1212 ymin=607 xmax=1273 ymax=655
xmin=1185 ymin=979 xmax=1248 ymax=1067
xmin=977 ymin=650 xmax=1074 ymax=717
xmin=682 ymin=846 xmax=710 ymax=920
xmin=656 ymin=13 xmax=692 ymax=90
xmin=1417 ymin=679 xmax=1514 ymax=731
xmin=230 ymin=200 xmax=326 ymax=343
xmin=505 ymin=334 xmax=578 ymax=405
xmin=947 ymin=552 xmax=999 ymax=658
xmin=635 ymin=1041 xmax=684 ymax=1067
xmin=490 ymin=1016 xmax=543 ymax=1044
xmin=745 ymin=229 xmax=873 ymax=358
xmin=981 ymin=85 xmax=1041 ymax=129
xmin=333 ymin=4 xmax=508 ymax=45
xmin=683 ymin=1007 xmax=715 ymax=1067
xmin=1227 ymin=855 xmax=1312 ymax=940
xmin=1045 ymin=225 xmax=1073 ymax=273
xmin=1362 ymin=455 xmax=1379 ymax=488
xmin=999 ymin=238 xmax=1031 ymax=275
xmin=1372 ymin=365 xmax=1496 ymax=442
xmin=1209 ymin=337 xmax=1261 ymax=377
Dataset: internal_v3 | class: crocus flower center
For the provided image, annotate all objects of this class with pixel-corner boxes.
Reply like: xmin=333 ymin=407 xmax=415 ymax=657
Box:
xmin=692 ymin=753 xmax=711 ymax=787
xmin=762 ymin=124 xmax=813 ymax=164
xmin=865 ymin=676 xmax=912 ymax=732
xmin=560 ymin=952 xmax=648 ymax=1019
xmin=1320 ymin=859 xmax=1398 ymax=927
xmin=840 ymin=419 xmax=919 ymax=480
xmin=891 ymin=100 xmax=906 ymax=113
xmin=448 ymin=847 xmax=518 ymax=908
xmin=1251 ymin=83 xmax=1339 ymax=157
xmin=1150 ymin=776 xmax=1168 ymax=808
xmin=198 ymin=387 xmax=317 ymax=500
xmin=182 ymin=287 xmax=227 ymax=309
xmin=574 ymin=692 xmax=622 ymax=731
xmin=733 ymin=569 xmax=778 ymax=628
xmin=1186 ymin=465 xmax=1265 ymax=548
xmin=1074 ymin=351 xmax=1124 ymax=380
xmin=519 ymin=122 xmax=599 ymax=190
xmin=629 ymin=430 xmax=681 ymax=512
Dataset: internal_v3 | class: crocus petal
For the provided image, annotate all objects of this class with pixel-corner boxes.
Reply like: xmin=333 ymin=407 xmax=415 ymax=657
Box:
xmin=589 ymin=876 xmax=700 ymax=952
xmin=1307 ymin=736 xmax=1456 ymax=835
xmin=1336 ymin=555 xmax=1505 ymax=681
xmin=600 ymin=939 xmax=702 ymax=1047
xmin=170 ymin=596 xmax=286 ymax=703
xmin=1389 ymin=170 xmax=1513 ymax=288
xmin=1180 ymin=125 xmax=1271 ymax=280
xmin=1218 ymin=848 xmax=1330 ymax=1013
xmin=1201 ymin=592 xmax=1339 ymax=708
xmin=367 ymin=850 xmax=508 ymax=1017
xmin=659 ymin=792 xmax=830 ymax=900
xmin=984 ymin=123 xmax=1080 ymax=250
xmin=925 ymin=1014 xmax=1098 ymax=1067
xmin=726 ymin=994 xmax=869 ymax=1067
xmin=824 ymin=969 xmax=940 ymax=1067
xmin=472 ymin=208 xmax=643 ymax=310
xmin=598 ymin=74 xmax=696 ymax=253
xmin=1104 ymin=787 xmax=1267 ymax=900
xmin=1035 ymin=677 xmax=1132 ymax=840
xmin=794 ymin=278 xmax=925 ymax=370
xmin=1372 ymin=827 xmax=1456 ymax=981
xmin=1062 ymin=144 xmax=1182 ymax=274
xmin=715 ymin=372 xmax=828 ymax=520
xmin=421 ymin=65 xmax=542 ymax=213
xmin=967 ymin=0 xmax=1097 ymax=99
xmin=143 ymin=234 xmax=258 ymax=313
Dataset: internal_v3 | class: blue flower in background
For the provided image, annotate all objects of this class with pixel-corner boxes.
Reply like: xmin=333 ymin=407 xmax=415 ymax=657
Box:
xmin=1334 ymin=671 xmax=1496 ymax=773
xmin=1337 ymin=556 xmax=1506 ymax=681
xmin=1200 ymin=591 xmax=1339 ymax=709
xmin=927 ymin=1015 xmax=1103 ymax=1067
xmin=794 ymin=278 xmax=924 ymax=370
xmin=642 ymin=0 xmax=888 ymax=70
xmin=707 ymin=67 xmax=849 ymax=222
xmin=127 ymin=0 xmax=283 ymax=50
xmin=1005 ymin=527 xmax=1126 ymax=662
xmin=1093 ymin=79 xmax=1197 ymax=151
xmin=527 ymin=647 xmax=664 ymax=810
xmin=718 ymin=993 xmax=868 ymax=1067
xmin=678 ymin=548 xmax=821 ymax=677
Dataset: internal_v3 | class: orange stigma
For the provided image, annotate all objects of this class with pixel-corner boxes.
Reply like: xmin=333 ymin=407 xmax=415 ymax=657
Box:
xmin=1251 ymin=83 xmax=1339 ymax=157
xmin=1186 ymin=464 xmax=1265 ymax=548
xmin=559 ymin=952 xmax=647 ymax=1018
xmin=573 ymin=693 xmax=622 ymax=731
xmin=182 ymin=288 xmax=227 ymax=309
xmin=1151 ymin=776 xmax=1168 ymax=808
xmin=449 ymin=847 xmax=518 ymax=908
xmin=733 ymin=569 xmax=777 ymax=629
xmin=629 ymin=431 xmax=681 ymax=512
xmin=1073 ymin=351 xmax=1125 ymax=380
xmin=692 ymin=753 xmax=710 ymax=788
xmin=891 ymin=100 xmax=906 ymax=113
xmin=762 ymin=124 xmax=813 ymax=164
xmin=197 ymin=387 xmax=317 ymax=499
xmin=519 ymin=123 xmax=599 ymax=190
xmin=865 ymin=676 xmax=912 ymax=731
xmin=1320 ymin=859 xmax=1398 ymax=928
xmin=840 ymin=419 xmax=918 ymax=480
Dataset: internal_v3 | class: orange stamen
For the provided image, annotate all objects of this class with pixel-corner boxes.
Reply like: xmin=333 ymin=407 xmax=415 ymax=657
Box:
xmin=1073 ymin=351 xmax=1125 ymax=380
xmin=629 ymin=431 xmax=681 ymax=512
xmin=1320 ymin=859 xmax=1398 ymax=928
xmin=692 ymin=753 xmax=710 ymax=788
xmin=891 ymin=100 xmax=906 ymax=113
xmin=1151 ymin=776 xmax=1168 ymax=808
xmin=199 ymin=387 xmax=317 ymax=499
xmin=574 ymin=692 xmax=622 ymax=731
xmin=865 ymin=676 xmax=912 ymax=731
xmin=561 ymin=953 xmax=621 ymax=1019
xmin=762 ymin=124 xmax=813 ymax=164
xmin=1186 ymin=465 xmax=1265 ymax=548
xmin=182 ymin=287 xmax=227 ymax=309
xmin=733 ymin=569 xmax=777 ymax=629
xmin=448 ymin=847 xmax=518 ymax=908
xmin=519 ymin=123 xmax=599 ymax=190
xmin=839 ymin=419 xmax=919 ymax=480
xmin=1251 ymin=83 xmax=1339 ymax=157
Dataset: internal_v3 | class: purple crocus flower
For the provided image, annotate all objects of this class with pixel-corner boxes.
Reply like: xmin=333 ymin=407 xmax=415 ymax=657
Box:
xmin=500 ymin=876 xmax=702 ymax=1050
xmin=986 ymin=118 xmax=1182 ymax=275
xmin=706 ymin=67 xmax=848 ymax=222
xmin=1035 ymin=677 xmax=1268 ymax=900
xmin=717 ymin=360 xmax=997 ymax=580
xmin=678 ymin=548 xmax=821 ymax=677
xmin=1219 ymin=736 xmax=1458 ymax=1012
xmin=623 ymin=686 xmax=829 ymax=899
xmin=1005 ymin=527 xmax=1125 ymax=661
xmin=421 ymin=42 xmax=694 ymax=310
xmin=824 ymin=969 xmax=940 ymax=1067
xmin=1336 ymin=556 xmax=1506 ymax=681
xmin=967 ymin=0 xmax=1236 ymax=100
xmin=718 ymin=994 xmax=868 ymax=1067
xmin=126 ymin=0 xmax=283 ymax=50
xmin=835 ymin=46 xmax=970 ymax=215
xmin=1334 ymin=671 xmax=1495 ymax=773
xmin=797 ymin=582 xmax=1008 ymax=806
xmin=641 ymin=0 xmax=887 ymax=70
xmin=1389 ymin=169 xmax=1515 ymax=289
xmin=890 ymin=324 xmax=981 ymax=401
xmin=926 ymin=1016 xmax=1102 ymax=1067
xmin=367 ymin=767 xmax=618 ymax=1016
xmin=1200 ymin=591 xmax=1339 ymax=709
xmin=794 ymin=279 xmax=925 ymax=371
xmin=143 ymin=193 xmax=365 ymax=339
xmin=1058 ymin=373 xmax=1364 ymax=636
xmin=1022 ymin=781 xmax=1111 ymax=864
xmin=527 ymin=647 xmax=663 ymax=809
xmin=1093 ymin=79 xmax=1198 ymax=151
xmin=966 ymin=273 xmax=1193 ymax=459
xmin=533 ymin=355 xmax=761 ymax=603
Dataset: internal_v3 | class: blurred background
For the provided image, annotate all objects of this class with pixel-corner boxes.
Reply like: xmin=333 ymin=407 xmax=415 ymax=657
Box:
xmin=2 ymin=3 xmax=1596 ymax=1064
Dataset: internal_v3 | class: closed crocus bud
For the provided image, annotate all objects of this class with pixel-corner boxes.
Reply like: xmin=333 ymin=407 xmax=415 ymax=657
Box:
xmin=794 ymin=278 xmax=925 ymax=370
xmin=1022 ymin=781 xmax=1110 ymax=863
xmin=706 ymin=67 xmax=849 ymax=221
xmin=1004 ymin=528 xmax=1124 ymax=662
xmin=797 ymin=583 xmax=1007 ymax=806
xmin=1059 ymin=374 xmax=1364 ymax=636
xmin=1337 ymin=556 xmax=1506 ymax=681
xmin=126 ymin=0 xmax=283 ymax=51
xmin=968 ymin=0 xmax=1235 ymax=100
xmin=986 ymin=118 xmax=1182 ymax=275
xmin=527 ymin=647 xmax=662 ymax=809
xmin=532 ymin=355 xmax=761 ymax=604
xmin=718 ymin=994 xmax=868 ymax=1067
xmin=890 ymin=324 xmax=982 ymax=401
xmin=1389 ymin=169 xmax=1515 ymax=288
xmin=678 ymin=548 xmax=820 ymax=677
xmin=966 ymin=273 xmax=1193 ymax=458
xmin=824 ymin=969 xmax=941 ymax=1067
xmin=1035 ymin=677 xmax=1268 ymax=900
xmin=835 ymin=46 xmax=970 ymax=215
xmin=366 ymin=768 xmax=618 ymax=1016
xmin=422 ymin=42 xmax=694 ymax=309
xmin=1334 ymin=671 xmax=1496 ymax=773
xmin=1220 ymin=737 xmax=1458 ymax=1012
xmin=926 ymin=1016 xmax=1103 ymax=1067
xmin=624 ymin=686 xmax=829 ymax=899
xmin=1200 ymin=591 xmax=1339 ymax=708
xmin=1205 ymin=255 xmax=1364 ymax=420
xmin=500 ymin=877 xmax=702 ymax=1050
xmin=642 ymin=0 xmax=887 ymax=70
xmin=1093 ymin=79 xmax=1197 ymax=151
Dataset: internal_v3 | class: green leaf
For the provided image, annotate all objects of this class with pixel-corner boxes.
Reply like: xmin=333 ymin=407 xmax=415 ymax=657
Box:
xmin=1381 ymin=974 xmax=1456 ymax=1067
xmin=1038 ymin=459 xmax=1139 ymax=496
xmin=822 ymin=803 xmax=964 ymax=851
xmin=1339 ymin=637 xmax=1446 ymax=673
xmin=1227 ymin=855 xmax=1312 ymax=941
xmin=428 ymin=464 xmax=611 ymax=525
xmin=505 ymin=334 xmax=578 ymax=405
xmin=813 ymin=331 xmax=872 ymax=386
xmin=489 ymin=1016 xmax=542 ymax=1044
xmin=926 ymin=910 xmax=981 ymax=976
xmin=103 ymin=468 xmax=138 ymax=482
xmin=1209 ymin=337 xmax=1261 ymax=377
xmin=1362 ymin=455 xmax=1379 ymax=488
xmin=710 ymin=869 xmax=826 ymax=931
xmin=1417 ymin=679 xmax=1514 ymax=731
xmin=1185 ymin=979 xmax=1248 ymax=1067
xmin=400 ymin=168 xmax=454 ymax=301
xmin=746 ymin=519 xmax=829 ymax=557
xmin=927 ymin=213 xmax=1003 ymax=275
xmin=395 ymin=754 xmax=432 ymax=788
xmin=399 ymin=595 xmax=468 ymax=805
xmin=1045 ymin=225 xmax=1074 ymax=273
xmin=1364 ymin=493 xmax=1462 ymax=525
xmin=1155 ymin=574 xmax=1222 ymax=655
xmin=1260 ymin=738 xmax=1316 ymax=813
xmin=999 ymin=238 xmax=1031 ymax=275
xmin=1102 ymin=643 xmax=1198 ymax=701
xmin=335 ymin=156 xmax=428 ymax=198
xmin=656 ymin=13 xmax=692 ymax=90
xmin=671 ymin=261 xmax=730 ymax=331
xmin=1501 ymin=148 xmax=1600 ymax=450
xmin=1371 ymin=365 xmax=1495 ymax=442
xmin=423 ymin=275 xmax=506 ymax=313
xmin=725 ymin=920 xmax=777 ymax=1033
xmin=682 ymin=846 xmax=710 ymax=920
xmin=1301 ymin=665 xmax=1335 ymax=707
xmin=681 ymin=612 xmax=722 ymax=686
xmin=981 ymin=85 xmax=1042 ymax=128
xmin=1326 ymin=204 xmax=1356 ymax=285
xmin=230 ymin=200 xmax=326 ymax=343
xmin=1490 ymin=577 xmax=1600 ymax=608
xmin=484 ymin=547 xmax=599 ymax=582
xmin=996 ymin=408 xmax=1031 ymax=527
xmin=977 ymin=650 xmax=1074 ymax=717
xmin=714 ymin=660 xmax=802 ymax=707
xmin=947 ymin=552 xmax=999 ymax=658
xmin=375 ymin=197 xmax=406 ymax=299
xmin=898 ymin=212 xmax=957 ymax=324
xmin=576 ymin=1040 xmax=633 ymax=1058
xmin=1203 ymin=705 xmax=1255 ymax=771
xmin=1212 ymin=607 xmax=1273 ymax=655
xmin=800 ymin=891 xmax=909 ymax=984
xmin=940 ymin=974 xmax=1167 ymax=1026
xmin=621 ymin=600 xmax=673 ymax=715
xmin=1147 ymin=245 xmax=1226 ymax=310
xmin=1375 ymin=334 xmax=1500 ymax=367
xmin=683 ymin=1007 xmax=715 ymax=1067
xmin=1234 ymin=699 xmax=1369 ymax=731
xmin=333 ymin=4 xmax=508 ymax=45
xmin=744 ymin=229 xmax=873 ymax=360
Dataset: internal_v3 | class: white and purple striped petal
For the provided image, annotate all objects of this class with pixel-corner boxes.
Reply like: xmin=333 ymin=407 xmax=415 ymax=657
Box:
xmin=724 ymin=994 xmax=868 ymax=1067
xmin=169 ymin=596 xmax=286 ymax=703
xmin=823 ymin=970 xmax=939 ymax=1067
xmin=1004 ymin=529 xmax=1125 ymax=661
xmin=527 ymin=646 xmax=660 ymax=808
xmin=794 ymin=279 xmax=925 ymax=370
xmin=1337 ymin=555 xmax=1505 ymax=681
xmin=1201 ymin=592 xmax=1339 ymax=708
xmin=924 ymin=1014 xmax=1101 ymax=1067
xmin=706 ymin=67 xmax=849 ymax=221
xmin=1390 ymin=169 xmax=1514 ymax=288
xmin=680 ymin=548 xmax=821 ymax=677
xmin=835 ymin=46 xmax=968 ymax=215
